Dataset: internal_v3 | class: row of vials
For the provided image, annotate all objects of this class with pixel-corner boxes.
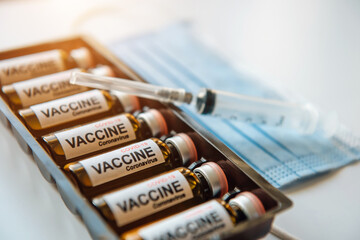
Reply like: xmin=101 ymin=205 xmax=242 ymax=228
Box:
xmin=0 ymin=48 xmax=273 ymax=240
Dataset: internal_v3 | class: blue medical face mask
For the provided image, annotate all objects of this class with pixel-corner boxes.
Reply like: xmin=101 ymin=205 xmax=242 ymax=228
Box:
xmin=109 ymin=24 xmax=360 ymax=188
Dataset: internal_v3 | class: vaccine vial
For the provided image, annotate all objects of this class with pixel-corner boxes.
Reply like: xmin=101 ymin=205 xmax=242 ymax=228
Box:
xmin=2 ymin=65 xmax=115 ymax=109
xmin=42 ymin=109 xmax=168 ymax=165
xmin=64 ymin=133 xmax=198 ymax=192
xmin=0 ymin=47 xmax=94 ymax=85
xmin=19 ymin=89 xmax=140 ymax=136
xmin=92 ymin=162 xmax=228 ymax=231
xmin=122 ymin=191 xmax=266 ymax=240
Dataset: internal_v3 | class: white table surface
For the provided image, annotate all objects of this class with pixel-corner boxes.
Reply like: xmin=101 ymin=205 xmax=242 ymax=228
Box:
xmin=0 ymin=1 xmax=359 ymax=239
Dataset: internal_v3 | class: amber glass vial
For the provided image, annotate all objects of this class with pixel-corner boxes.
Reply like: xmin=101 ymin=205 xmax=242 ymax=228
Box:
xmin=2 ymin=65 xmax=114 ymax=110
xmin=42 ymin=109 xmax=168 ymax=165
xmin=64 ymin=133 xmax=198 ymax=194
xmin=0 ymin=47 xmax=94 ymax=86
xmin=18 ymin=89 xmax=140 ymax=136
xmin=92 ymin=162 xmax=229 ymax=232
xmin=122 ymin=191 xmax=266 ymax=240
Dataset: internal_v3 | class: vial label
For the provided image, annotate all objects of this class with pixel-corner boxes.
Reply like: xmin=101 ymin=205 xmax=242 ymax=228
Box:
xmin=80 ymin=139 xmax=165 ymax=186
xmin=31 ymin=90 xmax=109 ymax=128
xmin=55 ymin=114 xmax=136 ymax=160
xmin=13 ymin=69 xmax=87 ymax=107
xmin=103 ymin=170 xmax=194 ymax=227
xmin=139 ymin=200 xmax=234 ymax=240
xmin=0 ymin=50 xmax=66 ymax=85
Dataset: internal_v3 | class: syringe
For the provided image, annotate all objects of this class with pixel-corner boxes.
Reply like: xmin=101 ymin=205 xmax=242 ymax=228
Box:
xmin=71 ymin=72 xmax=337 ymax=135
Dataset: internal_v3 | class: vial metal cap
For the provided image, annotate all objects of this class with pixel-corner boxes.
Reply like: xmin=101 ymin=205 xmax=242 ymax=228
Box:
xmin=165 ymin=133 xmax=198 ymax=165
xmin=89 ymin=65 xmax=115 ymax=77
xmin=110 ymin=90 xmax=140 ymax=113
xmin=137 ymin=109 xmax=168 ymax=137
xmin=193 ymin=162 xmax=228 ymax=197
xmin=70 ymin=47 xmax=94 ymax=69
xmin=229 ymin=192 xmax=266 ymax=220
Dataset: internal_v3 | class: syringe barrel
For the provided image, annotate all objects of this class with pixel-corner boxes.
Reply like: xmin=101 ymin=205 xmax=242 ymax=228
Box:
xmin=196 ymin=88 xmax=319 ymax=134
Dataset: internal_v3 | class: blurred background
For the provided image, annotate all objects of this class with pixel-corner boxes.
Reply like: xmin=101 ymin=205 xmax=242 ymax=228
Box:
xmin=0 ymin=0 xmax=359 ymax=239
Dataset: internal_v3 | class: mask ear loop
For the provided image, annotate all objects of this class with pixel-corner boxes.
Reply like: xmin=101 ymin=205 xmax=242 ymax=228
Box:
xmin=270 ymin=225 xmax=298 ymax=240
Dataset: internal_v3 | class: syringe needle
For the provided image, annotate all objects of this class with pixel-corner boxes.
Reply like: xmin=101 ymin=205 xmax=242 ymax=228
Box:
xmin=70 ymin=72 xmax=193 ymax=104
